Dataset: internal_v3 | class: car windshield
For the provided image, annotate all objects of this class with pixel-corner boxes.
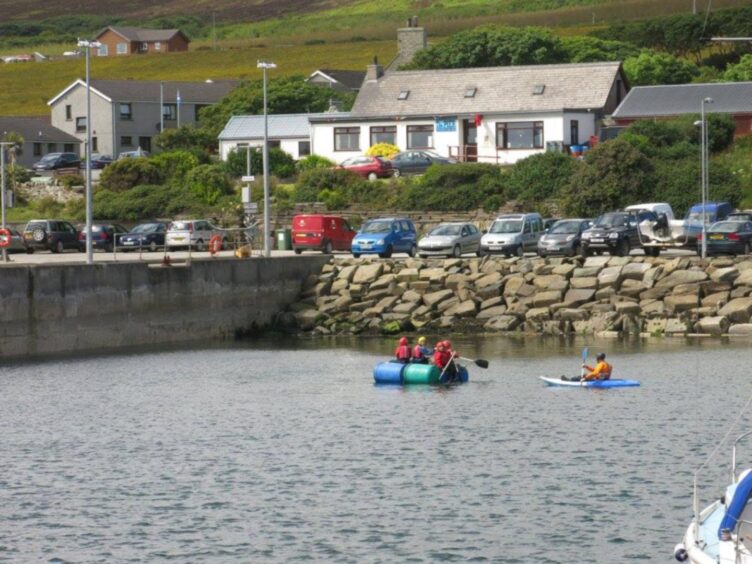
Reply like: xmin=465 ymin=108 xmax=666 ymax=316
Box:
xmin=429 ymin=224 xmax=462 ymax=236
xmin=686 ymin=210 xmax=715 ymax=222
xmin=39 ymin=154 xmax=59 ymax=162
xmin=710 ymin=221 xmax=743 ymax=233
xmin=489 ymin=220 xmax=522 ymax=234
xmin=26 ymin=221 xmax=46 ymax=229
xmin=131 ymin=223 xmax=162 ymax=233
xmin=170 ymin=221 xmax=192 ymax=231
xmin=361 ymin=221 xmax=392 ymax=234
xmin=549 ymin=221 xmax=581 ymax=234
xmin=423 ymin=151 xmax=443 ymax=159
xmin=595 ymin=213 xmax=627 ymax=228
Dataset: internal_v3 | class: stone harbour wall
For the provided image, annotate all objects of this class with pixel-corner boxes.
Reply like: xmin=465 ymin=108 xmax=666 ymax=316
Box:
xmin=282 ymin=254 xmax=752 ymax=338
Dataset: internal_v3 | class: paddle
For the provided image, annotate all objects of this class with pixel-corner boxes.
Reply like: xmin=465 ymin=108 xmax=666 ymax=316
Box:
xmin=458 ymin=356 xmax=489 ymax=369
xmin=439 ymin=351 xmax=457 ymax=384
xmin=580 ymin=346 xmax=589 ymax=385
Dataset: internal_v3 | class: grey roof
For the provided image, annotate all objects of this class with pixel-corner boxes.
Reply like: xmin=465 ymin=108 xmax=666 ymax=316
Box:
xmin=99 ymin=26 xmax=188 ymax=43
xmin=311 ymin=69 xmax=365 ymax=90
xmin=219 ymin=112 xmax=350 ymax=140
xmin=613 ymin=82 xmax=752 ymax=118
xmin=351 ymin=61 xmax=624 ymax=118
xmin=0 ymin=116 xmax=81 ymax=144
xmin=50 ymin=79 xmax=238 ymax=106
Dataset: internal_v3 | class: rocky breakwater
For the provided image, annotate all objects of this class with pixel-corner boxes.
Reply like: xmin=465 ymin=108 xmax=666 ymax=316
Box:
xmin=279 ymin=254 xmax=752 ymax=338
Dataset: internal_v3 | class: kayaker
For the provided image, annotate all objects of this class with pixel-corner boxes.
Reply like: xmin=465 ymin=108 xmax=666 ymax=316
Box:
xmin=582 ymin=353 xmax=612 ymax=381
xmin=411 ymin=336 xmax=432 ymax=363
xmin=394 ymin=336 xmax=411 ymax=363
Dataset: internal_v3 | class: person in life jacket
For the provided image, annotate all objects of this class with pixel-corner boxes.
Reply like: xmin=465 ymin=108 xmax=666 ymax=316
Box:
xmin=394 ymin=336 xmax=412 ymax=363
xmin=435 ymin=340 xmax=459 ymax=381
xmin=411 ymin=336 xmax=432 ymax=363
xmin=582 ymin=353 xmax=612 ymax=381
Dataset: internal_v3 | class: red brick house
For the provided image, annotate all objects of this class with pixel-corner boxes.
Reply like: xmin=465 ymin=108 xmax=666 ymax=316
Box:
xmin=93 ymin=26 xmax=190 ymax=57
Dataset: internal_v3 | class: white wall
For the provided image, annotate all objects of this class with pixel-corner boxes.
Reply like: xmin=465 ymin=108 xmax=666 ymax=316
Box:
xmin=220 ymin=137 xmax=308 ymax=161
xmin=50 ymin=85 xmax=114 ymax=157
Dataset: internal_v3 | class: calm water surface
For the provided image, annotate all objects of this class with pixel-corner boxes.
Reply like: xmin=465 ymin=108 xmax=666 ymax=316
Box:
xmin=1 ymin=336 xmax=751 ymax=562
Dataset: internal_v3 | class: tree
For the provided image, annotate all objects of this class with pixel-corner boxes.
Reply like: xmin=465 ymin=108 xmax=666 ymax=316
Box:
xmin=560 ymin=36 xmax=640 ymax=63
xmin=224 ymin=147 xmax=296 ymax=179
xmin=99 ymin=157 xmax=164 ymax=192
xmin=562 ymin=139 xmax=654 ymax=216
xmin=154 ymin=126 xmax=217 ymax=154
xmin=623 ymin=52 xmax=700 ymax=86
xmin=724 ymin=54 xmax=752 ymax=81
xmin=185 ymin=164 xmax=233 ymax=205
xmin=1 ymin=130 xmax=24 ymax=190
xmin=505 ymin=152 xmax=581 ymax=206
xmin=404 ymin=25 xmax=567 ymax=70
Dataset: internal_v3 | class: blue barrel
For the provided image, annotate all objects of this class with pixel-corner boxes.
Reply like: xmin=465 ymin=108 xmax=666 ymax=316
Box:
xmin=373 ymin=361 xmax=405 ymax=385
xmin=458 ymin=365 xmax=469 ymax=383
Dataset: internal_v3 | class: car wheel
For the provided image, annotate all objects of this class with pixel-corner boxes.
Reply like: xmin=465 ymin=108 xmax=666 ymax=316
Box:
xmin=294 ymin=248 xmax=303 ymax=255
xmin=195 ymin=239 xmax=206 ymax=252
xmin=745 ymin=242 xmax=752 ymax=256
xmin=477 ymin=248 xmax=485 ymax=257
xmin=105 ymin=243 xmax=114 ymax=253
xmin=54 ymin=240 xmax=64 ymax=254
xmin=379 ymin=245 xmax=393 ymax=259
xmin=419 ymin=253 xmax=428 ymax=259
xmin=32 ymin=228 xmax=46 ymax=243
xmin=392 ymin=169 xmax=401 ymax=178
xmin=367 ymin=172 xmax=378 ymax=181
xmin=618 ymin=238 xmax=631 ymax=257
xmin=451 ymin=244 xmax=461 ymax=258
xmin=580 ymin=244 xmax=591 ymax=257
xmin=515 ymin=245 xmax=524 ymax=258
xmin=323 ymin=240 xmax=333 ymax=254
xmin=537 ymin=250 xmax=546 ymax=258
xmin=408 ymin=244 xmax=417 ymax=258
xmin=352 ymin=253 xmax=361 ymax=258
xmin=566 ymin=244 xmax=578 ymax=258
xmin=77 ymin=245 xmax=85 ymax=253
xmin=149 ymin=241 xmax=158 ymax=252
xmin=26 ymin=247 xmax=34 ymax=255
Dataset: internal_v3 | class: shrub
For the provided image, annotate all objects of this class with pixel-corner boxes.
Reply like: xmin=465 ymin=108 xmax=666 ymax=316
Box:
xmin=399 ymin=163 xmax=506 ymax=211
xmin=60 ymin=174 xmax=84 ymax=189
xmin=185 ymin=164 xmax=233 ymax=205
xmin=296 ymin=154 xmax=335 ymax=172
xmin=154 ymin=126 xmax=217 ymax=154
xmin=505 ymin=152 xmax=580 ymax=205
xmin=366 ymin=143 xmax=399 ymax=159
xmin=295 ymin=168 xmax=366 ymax=202
xmin=150 ymin=150 xmax=199 ymax=184
xmin=99 ymin=158 xmax=164 ymax=192
xmin=623 ymin=52 xmax=700 ymax=86
xmin=224 ymin=147 xmax=296 ymax=179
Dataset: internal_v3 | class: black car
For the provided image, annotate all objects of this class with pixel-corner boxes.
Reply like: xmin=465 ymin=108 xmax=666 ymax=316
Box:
xmin=118 ymin=222 xmax=168 ymax=252
xmin=702 ymin=221 xmax=752 ymax=256
xmin=32 ymin=152 xmax=80 ymax=172
xmin=389 ymin=150 xmax=456 ymax=177
xmin=79 ymin=153 xmax=113 ymax=170
xmin=581 ymin=210 xmax=656 ymax=257
xmin=537 ymin=219 xmax=592 ymax=257
xmin=77 ymin=223 xmax=128 ymax=252
xmin=23 ymin=219 xmax=79 ymax=253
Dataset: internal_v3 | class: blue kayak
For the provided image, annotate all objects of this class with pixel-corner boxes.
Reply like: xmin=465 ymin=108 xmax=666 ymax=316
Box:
xmin=539 ymin=376 xmax=640 ymax=388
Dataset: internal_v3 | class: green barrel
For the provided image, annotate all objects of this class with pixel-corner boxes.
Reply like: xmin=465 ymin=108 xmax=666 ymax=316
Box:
xmin=275 ymin=228 xmax=292 ymax=250
xmin=403 ymin=363 xmax=441 ymax=385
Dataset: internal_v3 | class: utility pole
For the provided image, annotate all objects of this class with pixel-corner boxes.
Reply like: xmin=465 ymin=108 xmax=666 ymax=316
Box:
xmin=160 ymin=81 xmax=164 ymax=133
xmin=693 ymin=0 xmax=697 ymax=15
xmin=213 ymin=12 xmax=217 ymax=51
xmin=0 ymin=141 xmax=13 ymax=263
xmin=257 ymin=60 xmax=276 ymax=257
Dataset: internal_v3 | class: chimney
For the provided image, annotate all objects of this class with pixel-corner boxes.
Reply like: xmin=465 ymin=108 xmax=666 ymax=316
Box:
xmin=366 ymin=55 xmax=383 ymax=81
xmin=396 ymin=16 xmax=427 ymax=66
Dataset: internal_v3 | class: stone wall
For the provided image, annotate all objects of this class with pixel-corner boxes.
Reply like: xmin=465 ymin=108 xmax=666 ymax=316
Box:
xmin=285 ymin=254 xmax=752 ymax=338
xmin=0 ymin=255 xmax=329 ymax=359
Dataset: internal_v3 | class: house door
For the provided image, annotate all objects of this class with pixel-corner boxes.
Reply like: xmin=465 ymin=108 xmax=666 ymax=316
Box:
xmin=138 ymin=136 xmax=152 ymax=153
xmin=463 ymin=120 xmax=478 ymax=162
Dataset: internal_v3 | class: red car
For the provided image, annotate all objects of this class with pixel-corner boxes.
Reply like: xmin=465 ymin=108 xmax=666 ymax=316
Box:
xmin=292 ymin=214 xmax=356 ymax=254
xmin=337 ymin=156 xmax=393 ymax=180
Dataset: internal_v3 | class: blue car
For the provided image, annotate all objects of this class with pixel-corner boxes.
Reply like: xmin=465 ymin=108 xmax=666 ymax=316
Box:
xmin=118 ymin=222 xmax=168 ymax=252
xmin=351 ymin=217 xmax=418 ymax=258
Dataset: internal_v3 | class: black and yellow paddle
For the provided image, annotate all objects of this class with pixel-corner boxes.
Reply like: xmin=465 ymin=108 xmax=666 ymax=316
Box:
xmin=458 ymin=356 xmax=489 ymax=369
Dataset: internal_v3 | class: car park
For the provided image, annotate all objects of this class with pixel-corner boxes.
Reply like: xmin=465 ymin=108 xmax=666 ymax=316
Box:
xmin=537 ymin=219 xmax=592 ymax=257
xmin=22 ymin=219 xmax=79 ymax=253
xmin=292 ymin=214 xmax=356 ymax=254
xmin=337 ymin=156 xmax=393 ymax=180
xmin=479 ymin=213 xmax=544 ymax=257
xmin=165 ymin=220 xmax=225 ymax=251
xmin=418 ymin=222 xmax=482 ymax=258
xmin=351 ymin=217 xmax=417 ymax=258
xmin=79 ymin=154 xmax=113 ymax=170
xmin=700 ymin=221 xmax=752 ymax=256
xmin=118 ymin=222 xmax=168 ymax=252
xmin=389 ymin=150 xmax=456 ymax=177
xmin=32 ymin=152 xmax=80 ymax=172
xmin=77 ymin=223 xmax=128 ymax=252
xmin=581 ymin=210 xmax=656 ymax=257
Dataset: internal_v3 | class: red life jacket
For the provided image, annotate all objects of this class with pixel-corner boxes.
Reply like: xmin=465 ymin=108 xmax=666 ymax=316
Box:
xmin=434 ymin=349 xmax=446 ymax=368
xmin=395 ymin=345 xmax=411 ymax=361
xmin=412 ymin=344 xmax=424 ymax=359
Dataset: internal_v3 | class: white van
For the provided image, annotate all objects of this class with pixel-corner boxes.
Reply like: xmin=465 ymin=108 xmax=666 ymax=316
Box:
xmin=480 ymin=213 xmax=544 ymax=257
xmin=166 ymin=220 xmax=225 ymax=251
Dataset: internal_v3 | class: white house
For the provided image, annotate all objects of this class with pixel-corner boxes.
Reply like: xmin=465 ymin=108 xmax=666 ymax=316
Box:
xmin=309 ymin=61 xmax=629 ymax=165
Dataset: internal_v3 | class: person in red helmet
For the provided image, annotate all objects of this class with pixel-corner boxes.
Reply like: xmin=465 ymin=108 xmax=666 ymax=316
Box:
xmin=433 ymin=341 xmax=447 ymax=368
xmin=435 ymin=340 xmax=459 ymax=382
xmin=394 ymin=336 xmax=411 ymax=363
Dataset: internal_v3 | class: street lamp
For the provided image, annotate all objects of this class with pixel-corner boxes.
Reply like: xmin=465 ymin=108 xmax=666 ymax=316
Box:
xmin=699 ymin=97 xmax=714 ymax=259
xmin=78 ymin=39 xmax=101 ymax=265
xmin=0 ymin=141 xmax=14 ymax=263
xmin=257 ymin=60 xmax=276 ymax=257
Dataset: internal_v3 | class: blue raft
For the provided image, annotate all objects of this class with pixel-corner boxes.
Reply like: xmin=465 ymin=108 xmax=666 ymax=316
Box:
xmin=374 ymin=361 xmax=469 ymax=385
xmin=539 ymin=376 xmax=640 ymax=388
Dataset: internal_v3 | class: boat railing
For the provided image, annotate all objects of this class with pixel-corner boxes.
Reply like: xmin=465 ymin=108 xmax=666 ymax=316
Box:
xmin=732 ymin=430 xmax=752 ymax=482
xmin=734 ymin=517 xmax=752 ymax=556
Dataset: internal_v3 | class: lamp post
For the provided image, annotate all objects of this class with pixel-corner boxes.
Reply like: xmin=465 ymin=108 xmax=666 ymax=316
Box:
xmin=77 ymin=39 xmax=101 ymax=265
xmin=0 ymin=141 xmax=13 ymax=263
xmin=699 ymin=97 xmax=714 ymax=259
xmin=257 ymin=60 xmax=276 ymax=257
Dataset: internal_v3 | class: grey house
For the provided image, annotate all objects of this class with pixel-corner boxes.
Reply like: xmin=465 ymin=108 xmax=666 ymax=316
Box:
xmin=306 ymin=70 xmax=365 ymax=92
xmin=48 ymin=79 xmax=238 ymax=158
xmin=0 ymin=116 xmax=81 ymax=169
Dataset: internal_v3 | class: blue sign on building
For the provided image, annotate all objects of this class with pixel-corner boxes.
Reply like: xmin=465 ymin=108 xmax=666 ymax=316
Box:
xmin=435 ymin=118 xmax=457 ymax=132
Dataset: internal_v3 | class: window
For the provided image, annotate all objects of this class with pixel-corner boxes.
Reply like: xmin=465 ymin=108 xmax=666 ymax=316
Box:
xmin=155 ymin=42 xmax=162 ymax=51
xmin=298 ymin=141 xmax=311 ymax=157
xmin=398 ymin=90 xmax=410 ymax=101
xmin=496 ymin=121 xmax=544 ymax=150
xmin=140 ymin=42 xmax=148 ymax=52
xmin=65 ymin=105 xmax=72 ymax=120
xmin=334 ymin=127 xmax=360 ymax=151
xmin=92 ymin=137 xmax=98 ymax=152
xmin=121 ymin=136 xmax=133 ymax=146
xmin=64 ymin=143 xmax=75 ymax=153
xmin=98 ymin=44 xmax=108 ymax=56
xmin=533 ymin=85 xmax=545 ymax=95
xmin=162 ymin=103 xmax=177 ymax=120
xmin=407 ymin=125 xmax=433 ymax=149
xmin=76 ymin=117 xmax=86 ymax=132
xmin=116 ymin=43 xmax=128 ymax=55
xmin=269 ymin=140 xmax=281 ymax=149
xmin=47 ymin=143 xmax=57 ymax=153
xmin=370 ymin=126 xmax=396 ymax=146
xmin=464 ymin=87 xmax=477 ymax=98
xmin=570 ymin=120 xmax=579 ymax=146
xmin=33 ymin=143 xmax=42 ymax=156
xmin=119 ymin=103 xmax=132 ymax=120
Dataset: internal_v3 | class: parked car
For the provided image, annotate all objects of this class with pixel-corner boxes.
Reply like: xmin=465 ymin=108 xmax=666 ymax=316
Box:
xmin=351 ymin=217 xmax=417 ymax=258
xmin=726 ymin=212 xmax=752 ymax=222
xmin=418 ymin=222 xmax=482 ymax=258
xmin=581 ymin=210 xmax=657 ymax=257
xmin=79 ymin=154 xmax=113 ymax=170
xmin=700 ymin=221 xmax=752 ymax=256
xmin=5 ymin=229 xmax=33 ymax=254
xmin=389 ymin=150 xmax=456 ymax=177
xmin=32 ymin=152 xmax=80 ymax=172
xmin=118 ymin=149 xmax=150 ymax=160
xmin=292 ymin=214 xmax=356 ymax=254
xmin=542 ymin=218 xmax=559 ymax=232
xmin=338 ymin=156 xmax=393 ymax=180
xmin=22 ymin=219 xmax=79 ymax=253
xmin=479 ymin=213 xmax=544 ymax=257
xmin=77 ymin=223 xmax=128 ymax=252
xmin=624 ymin=202 xmax=675 ymax=221
xmin=117 ymin=222 xmax=168 ymax=252
xmin=166 ymin=220 xmax=225 ymax=251
xmin=537 ymin=219 xmax=592 ymax=257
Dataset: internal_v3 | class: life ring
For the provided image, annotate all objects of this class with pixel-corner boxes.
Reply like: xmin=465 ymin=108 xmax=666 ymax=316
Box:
xmin=208 ymin=234 xmax=223 ymax=255
xmin=0 ymin=228 xmax=10 ymax=248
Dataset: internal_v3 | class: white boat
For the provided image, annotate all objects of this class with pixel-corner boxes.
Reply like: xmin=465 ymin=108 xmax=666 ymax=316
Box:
xmin=675 ymin=431 xmax=752 ymax=563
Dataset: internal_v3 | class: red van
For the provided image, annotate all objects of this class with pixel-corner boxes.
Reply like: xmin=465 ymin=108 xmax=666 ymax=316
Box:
xmin=292 ymin=214 xmax=356 ymax=254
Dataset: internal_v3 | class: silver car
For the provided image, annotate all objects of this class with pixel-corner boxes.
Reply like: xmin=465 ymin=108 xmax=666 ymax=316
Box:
xmin=537 ymin=219 xmax=593 ymax=257
xmin=166 ymin=219 xmax=225 ymax=251
xmin=418 ymin=222 xmax=482 ymax=258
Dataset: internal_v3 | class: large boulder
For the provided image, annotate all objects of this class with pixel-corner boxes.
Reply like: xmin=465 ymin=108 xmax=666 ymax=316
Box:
xmin=728 ymin=324 xmax=752 ymax=336
xmin=597 ymin=266 xmax=623 ymax=288
xmin=477 ymin=305 xmax=509 ymax=319
xmin=534 ymin=290 xmax=563 ymax=308
xmin=711 ymin=267 xmax=739 ymax=284
xmin=694 ymin=316 xmax=730 ymax=336
xmin=480 ymin=296 xmax=504 ymax=310
xmin=656 ymin=269 xmax=708 ymax=289
xmin=733 ymin=269 xmax=752 ymax=287
xmin=445 ymin=300 xmax=477 ymax=318
xmin=423 ymin=289 xmax=454 ymax=308
xmin=393 ymin=301 xmax=420 ymax=314
xmin=294 ymin=308 xmax=321 ymax=330
xmin=337 ymin=265 xmax=358 ymax=282
xmin=570 ymin=277 xmax=598 ymax=290
xmin=503 ymin=276 xmax=526 ymax=296
xmin=572 ymin=312 xmax=619 ymax=333
xmin=532 ymin=275 xmax=567 ymax=291
xmin=573 ymin=266 xmax=602 ymax=278
xmin=353 ymin=263 xmax=384 ymax=285
xmin=701 ymin=291 xmax=730 ymax=309
xmin=621 ymin=262 xmax=651 ymax=280
xmin=718 ymin=297 xmax=752 ymax=323
xmin=444 ymin=273 xmax=468 ymax=289
xmin=396 ymin=268 xmax=421 ymax=283
xmin=484 ymin=315 xmax=521 ymax=331
xmin=476 ymin=272 xmax=503 ymax=289
xmin=526 ymin=307 xmax=551 ymax=321
xmin=614 ymin=301 xmax=641 ymax=315
xmin=640 ymin=300 xmax=665 ymax=317
xmin=562 ymin=289 xmax=596 ymax=307
xmin=664 ymin=318 xmax=689 ymax=335
xmin=664 ymin=294 xmax=699 ymax=315
xmin=583 ymin=256 xmax=610 ymax=268
xmin=552 ymin=264 xmax=577 ymax=278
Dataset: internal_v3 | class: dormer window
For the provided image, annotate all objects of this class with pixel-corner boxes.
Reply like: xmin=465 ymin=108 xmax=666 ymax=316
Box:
xmin=464 ymin=87 xmax=477 ymax=98
xmin=398 ymin=90 xmax=410 ymax=101
xmin=533 ymin=85 xmax=545 ymax=95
